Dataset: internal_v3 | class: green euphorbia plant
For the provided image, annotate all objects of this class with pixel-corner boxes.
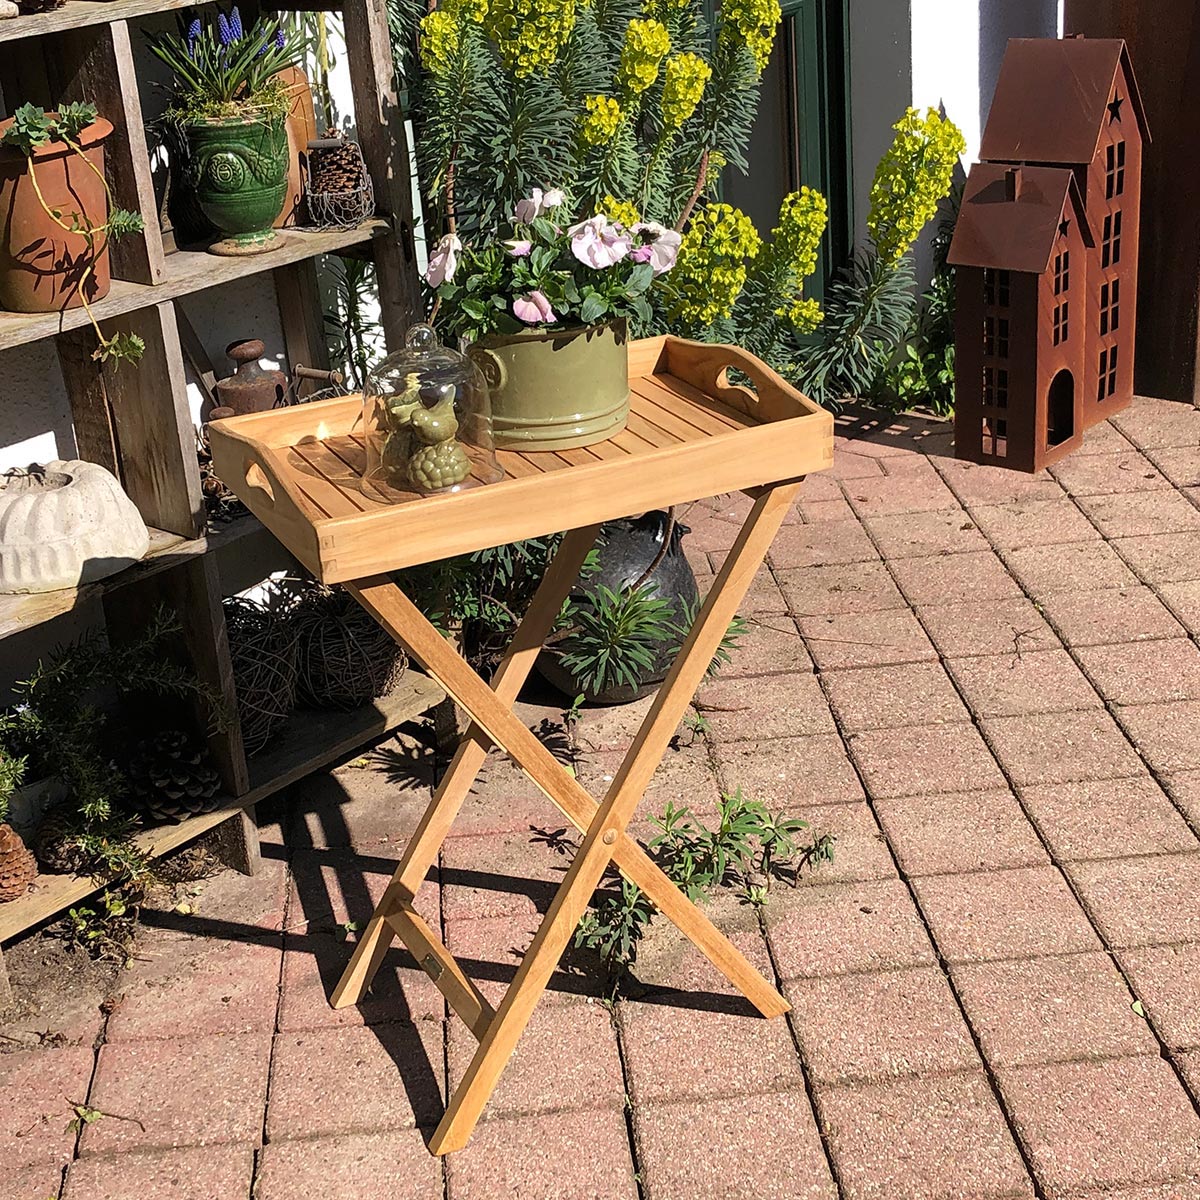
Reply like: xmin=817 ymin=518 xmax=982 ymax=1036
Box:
xmin=1 ymin=102 xmax=146 ymax=366
xmin=427 ymin=186 xmax=680 ymax=344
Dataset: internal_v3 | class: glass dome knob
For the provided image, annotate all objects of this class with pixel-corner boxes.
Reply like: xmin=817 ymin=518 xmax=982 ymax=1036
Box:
xmin=405 ymin=323 xmax=439 ymax=353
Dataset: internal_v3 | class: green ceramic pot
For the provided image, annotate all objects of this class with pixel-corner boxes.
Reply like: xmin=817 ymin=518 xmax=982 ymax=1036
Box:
xmin=184 ymin=114 xmax=289 ymax=256
xmin=467 ymin=319 xmax=629 ymax=451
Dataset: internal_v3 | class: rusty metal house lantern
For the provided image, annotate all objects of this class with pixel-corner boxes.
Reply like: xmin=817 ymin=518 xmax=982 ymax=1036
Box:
xmin=952 ymin=36 xmax=1150 ymax=471
xmin=950 ymin=165 xmax=1093 ymax=471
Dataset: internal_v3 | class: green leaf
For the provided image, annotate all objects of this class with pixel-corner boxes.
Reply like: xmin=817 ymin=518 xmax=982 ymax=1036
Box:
xmin=579 ymin=292 xmax=608 ymax=324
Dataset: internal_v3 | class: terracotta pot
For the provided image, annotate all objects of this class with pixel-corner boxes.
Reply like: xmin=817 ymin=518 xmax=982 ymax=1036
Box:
xmin=274 ymin=67 xmax=316 ymax=229
xmin=183 ymin=113 xmax=289 ymax=256
xmin=0 ymin=116 xmax=113 ymax=314
xmin=467 ymin=318 xmax=630 ymax=451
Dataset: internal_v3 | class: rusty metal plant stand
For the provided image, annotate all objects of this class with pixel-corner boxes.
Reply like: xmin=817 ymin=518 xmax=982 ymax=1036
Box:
xmin=209 ymin=335 xmax=833 ymax=1153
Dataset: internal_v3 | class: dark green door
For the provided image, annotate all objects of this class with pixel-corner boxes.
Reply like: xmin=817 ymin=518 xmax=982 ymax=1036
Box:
xmin=723 ymin=0 xmax=852 ymax=302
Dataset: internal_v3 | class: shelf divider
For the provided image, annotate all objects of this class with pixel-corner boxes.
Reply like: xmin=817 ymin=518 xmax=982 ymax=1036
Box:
xmin=53 ymin=19 xmax=166 ymax=286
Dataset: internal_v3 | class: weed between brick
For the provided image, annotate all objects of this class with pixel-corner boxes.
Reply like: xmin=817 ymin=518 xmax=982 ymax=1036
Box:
xmin=573 ymin=788 xmax=835 ymax=994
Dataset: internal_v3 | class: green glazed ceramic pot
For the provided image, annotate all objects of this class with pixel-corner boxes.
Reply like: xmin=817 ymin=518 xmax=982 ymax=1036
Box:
xmin=467 ymin=319 xmax=629 ymax=451
xmin=184 ymin=114 xmax=289 ymax=256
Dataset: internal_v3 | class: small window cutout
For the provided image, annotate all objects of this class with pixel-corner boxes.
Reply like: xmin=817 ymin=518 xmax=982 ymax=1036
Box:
xmin=1098 ymin=345 xmax=1120 ymax=401
xmin=983 ymin=316 xmax=995 ymax=356
xmin=997 ymin=318 xmax=1010 ymax=358
xmin=982 ymin=268 xmax=1011 ymax=308
xmin=1100 ymin=280 xmax=1121 ymax=336
xmin=1106 ymin=141 xmax=1127 ymax=199
xmin=996 ymin=368 xmax=1009 ymax=409
xmin=1054 ymin=251 xmax=1070 ymax=296
xmin=1053 ymin=301 xmax=1070 ymax=345
xmin=981 ymin=418 xmax=1007 ymax=459
xmin=1103 ymin=211 xmax=1123 ymax=269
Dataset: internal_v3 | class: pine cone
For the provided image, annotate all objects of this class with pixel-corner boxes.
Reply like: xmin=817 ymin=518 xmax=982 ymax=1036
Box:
xmin=128 ymin=732 xmax=222 ymax=824
xmin=0 ymin=823 xmax=38 ymax=902
xmin=32 ymin=806 xmax=87 ymax=874
xmin=154 ymin=837 xmax=223 ymax=884
xmin=310 ymin=129 xmax=366 ymax=195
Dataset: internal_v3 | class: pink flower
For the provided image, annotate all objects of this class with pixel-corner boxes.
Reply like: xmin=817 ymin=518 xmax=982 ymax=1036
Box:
xmin=505 ymin=239 xmax=533 ymax=256
xmin=567 ymin=215 xmax=632 ymax=270
xmin=630 ymin=244 xmax=654 ymax=264
xmin=632 ymin=222 xmax=681 ymax=275
xmin=513 ymin=290 xmax=556 ymax=324
xmin=424 ymin=232 xmax=461 ymax=287
xmin=513 ymin=186 xmax=565 ymax=224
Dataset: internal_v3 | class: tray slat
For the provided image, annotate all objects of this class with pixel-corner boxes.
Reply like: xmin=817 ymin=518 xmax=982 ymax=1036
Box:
xmin=209 ymin=336 xmax=833 ymax=581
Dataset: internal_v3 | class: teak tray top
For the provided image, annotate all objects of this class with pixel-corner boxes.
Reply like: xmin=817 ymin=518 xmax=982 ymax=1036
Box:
xmin=209 ymin=335 xmax=833 ymax=582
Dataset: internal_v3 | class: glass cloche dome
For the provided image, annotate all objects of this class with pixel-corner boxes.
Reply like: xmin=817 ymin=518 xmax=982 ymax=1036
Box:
xmin=361 ymin=323 xmax=503 ymax=500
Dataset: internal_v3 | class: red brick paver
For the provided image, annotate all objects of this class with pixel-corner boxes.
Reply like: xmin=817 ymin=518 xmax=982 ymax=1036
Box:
xmin=12 ymin=396 xmax=1200 ymax=1199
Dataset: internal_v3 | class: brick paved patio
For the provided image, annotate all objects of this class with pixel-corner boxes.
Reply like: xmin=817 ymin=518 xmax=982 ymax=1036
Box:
xmin=5 ymin=395 xmax=1200 ymax=1198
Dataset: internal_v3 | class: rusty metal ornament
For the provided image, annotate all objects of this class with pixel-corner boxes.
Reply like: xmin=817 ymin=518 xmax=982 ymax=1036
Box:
xmin=213 ymin=340 xmax=287 ymax=416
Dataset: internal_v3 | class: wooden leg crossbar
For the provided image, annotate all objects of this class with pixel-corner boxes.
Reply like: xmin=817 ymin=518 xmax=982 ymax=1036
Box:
xmin=332 ymin=482 xmax=801 ymax=1153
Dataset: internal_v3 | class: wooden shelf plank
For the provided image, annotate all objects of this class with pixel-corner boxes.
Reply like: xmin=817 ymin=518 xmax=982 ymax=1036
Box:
xmin=0 ymin=512 xmax=263 ymax=640
xmin=0 ymin=0 xmax=207 ymax=45
xmin=0 ymin=671 xmax=447 ymax=944
xmin=0 ymin=220 xmax=389 ymax=354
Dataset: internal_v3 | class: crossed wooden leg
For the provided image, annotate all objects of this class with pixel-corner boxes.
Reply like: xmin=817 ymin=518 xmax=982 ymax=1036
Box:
xmin=332 ymin=482 xmax=801 ymax=1153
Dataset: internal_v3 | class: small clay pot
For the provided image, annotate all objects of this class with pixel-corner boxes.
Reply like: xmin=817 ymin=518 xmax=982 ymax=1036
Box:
xmin=0 ymin=116 xmax=113 ymax=314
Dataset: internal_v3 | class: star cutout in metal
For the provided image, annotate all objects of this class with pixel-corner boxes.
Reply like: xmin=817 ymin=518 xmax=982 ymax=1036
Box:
xmin=1108 ymin=94 xmax=1125 ymax=122
xmin=1059 ymin=219 xmax=1071 ymax=239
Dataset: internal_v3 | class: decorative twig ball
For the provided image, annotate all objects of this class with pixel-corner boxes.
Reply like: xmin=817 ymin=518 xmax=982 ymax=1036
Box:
xmin=224 ymin=595 xmax=299 ymax=756
xmin=292 ymin=583 xmax=407 ymax=710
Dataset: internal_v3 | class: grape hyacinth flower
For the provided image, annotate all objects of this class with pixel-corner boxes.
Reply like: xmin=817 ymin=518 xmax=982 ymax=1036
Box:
xmin=275 ymin=27 xmax=286 ymax=49
xmin=185 ymin=16 xmax=201 ymax=59
xmin=217 ymin=10 xmax=233 ymax=46
xmin=229 ymin=5 xmax=243 ymax=39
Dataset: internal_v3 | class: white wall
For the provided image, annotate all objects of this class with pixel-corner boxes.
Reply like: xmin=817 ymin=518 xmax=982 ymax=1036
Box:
xmin=910 ymin=0 xmax=982 ymax=163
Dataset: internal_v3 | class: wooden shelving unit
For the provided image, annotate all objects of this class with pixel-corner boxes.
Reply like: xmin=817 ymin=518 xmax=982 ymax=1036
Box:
xmin=0 ymin=673 xmax=446 ymax=945
xmin=0 ymin=0 xmax=437 ymax=993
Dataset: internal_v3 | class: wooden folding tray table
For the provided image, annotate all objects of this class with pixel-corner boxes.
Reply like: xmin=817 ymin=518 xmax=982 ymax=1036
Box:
xmin=210 ymin=334 xmax=833 ymax=1153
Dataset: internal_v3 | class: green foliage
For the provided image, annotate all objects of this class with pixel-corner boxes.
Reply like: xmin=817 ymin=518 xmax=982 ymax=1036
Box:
xmin=0 ymin=748 xmax=25 ymax=825
xmin=557 ymin=583 xmax=677 ymax=697
xmin=795 ymin=249 xmax=917 ymax=407
xmin=872 ymin=182 xmax=961 ymax=417
xmin=0 ymin=610 xmax=226 ymax=875
xmin=57 ymin=890 xmax=141 ymax=965
xmin=574 ymin=786 xmax=834 ymax=982
xmin=323 ymin=254 xmax=385 ymax=389
xmin=797 ymin=108 xmax=963 ymax=408
xmin=148 ymin=9 xmax=304 ymax=121
xmin=431 ymin=199 xmax=661 ymax=344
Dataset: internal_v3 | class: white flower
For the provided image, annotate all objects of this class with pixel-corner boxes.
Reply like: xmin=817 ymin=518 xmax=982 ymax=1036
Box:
xmin=567 ymin=215 xmax=632 ymax=270
xmin=514 ymin=188 xmax=546 ymax=224
xmin=424 ymin=232 xmax=462 ymax=287
xmin=514 ymin=186 xmax=567 ymax=224
xmin=632 ymin=221 xmax=681 ymax=275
